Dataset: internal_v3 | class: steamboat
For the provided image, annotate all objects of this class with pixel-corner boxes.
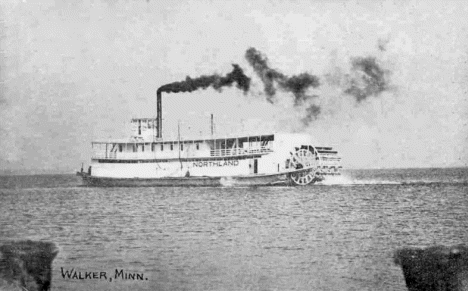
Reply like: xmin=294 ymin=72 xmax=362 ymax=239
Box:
xmin=77 ymin=90 xmax=342 ymax=186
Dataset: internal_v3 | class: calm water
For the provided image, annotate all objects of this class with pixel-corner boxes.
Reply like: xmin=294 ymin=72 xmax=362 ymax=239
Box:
xmin=0 ymin=168 xmax=467 ymax=291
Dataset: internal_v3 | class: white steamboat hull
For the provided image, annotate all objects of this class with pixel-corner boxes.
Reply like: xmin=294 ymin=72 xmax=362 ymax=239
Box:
xmin=77 ymin=167 xmax=325 ymax=187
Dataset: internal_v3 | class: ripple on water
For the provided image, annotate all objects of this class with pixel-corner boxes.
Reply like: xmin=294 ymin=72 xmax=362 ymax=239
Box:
xmin=0 ymin=169 xmax=467 ymax=290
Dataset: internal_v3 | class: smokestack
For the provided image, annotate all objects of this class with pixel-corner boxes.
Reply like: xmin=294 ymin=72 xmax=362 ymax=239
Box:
xmin=156 ymin=89 xmax=162 ymax=139
xmin=155 ymin=64 xmax=250 ymax=139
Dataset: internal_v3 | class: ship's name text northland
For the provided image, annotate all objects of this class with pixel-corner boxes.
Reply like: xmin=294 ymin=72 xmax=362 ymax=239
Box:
xmin=192 ymin=160 xmax=239 ymax=167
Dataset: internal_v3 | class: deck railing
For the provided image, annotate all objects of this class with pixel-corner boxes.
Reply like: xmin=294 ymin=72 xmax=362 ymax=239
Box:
xmin=92 ymin=152 xmax=144 ymax=160
xmin=92 ymin=145 xmax=274 ymax=160
xmin=210 ymin=146 xmax=273 ymax=157
xmin=316 ymin=152 xmax=342 ymax=168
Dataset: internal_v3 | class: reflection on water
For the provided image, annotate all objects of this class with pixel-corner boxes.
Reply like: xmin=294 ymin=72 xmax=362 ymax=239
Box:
xmin=0 ymin=168 xmax=467 ymax=290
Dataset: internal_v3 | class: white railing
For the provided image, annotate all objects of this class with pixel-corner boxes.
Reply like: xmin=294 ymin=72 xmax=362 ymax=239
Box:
xmin=92 ymin=145 xmax=274 ymax=160
xmin=92 ymin=152 xmax=161 ymax=160
xmin=321 ymin=161 xmax=341 ymax=167
xmin=210 ymin=146 xmax=273 ymax=157
xmin=92 ymin=152 xmax=118 ymax=159
xmin=317 ymin=152 xmax=342 ymax=168
xmin=318 ymin=153 xmax=341 ymax=160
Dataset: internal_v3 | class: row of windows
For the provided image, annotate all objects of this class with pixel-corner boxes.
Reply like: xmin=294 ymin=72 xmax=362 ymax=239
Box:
xmin=118 ymin=143 xmax=200 ymax=153
xmin=96 ymin=155 xmax=261 ymax=163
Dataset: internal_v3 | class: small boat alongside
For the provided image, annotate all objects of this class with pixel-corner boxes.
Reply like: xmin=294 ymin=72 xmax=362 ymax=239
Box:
xmin=77 ymin=90 xmax=342 ymax=187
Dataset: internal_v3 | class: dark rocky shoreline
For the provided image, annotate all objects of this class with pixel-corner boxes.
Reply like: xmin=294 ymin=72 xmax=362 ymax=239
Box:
xmin=395 ymin=244 xmax=468 ymax=291
xmin=0 ymin=240 xmax=58 ymax=291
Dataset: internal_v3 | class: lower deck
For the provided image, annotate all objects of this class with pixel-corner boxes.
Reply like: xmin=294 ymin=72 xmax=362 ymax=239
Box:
xmin=90 ymin=156 xmax=271 ymax=179
xmin=78 ymin=171 xmax=293 ymax=187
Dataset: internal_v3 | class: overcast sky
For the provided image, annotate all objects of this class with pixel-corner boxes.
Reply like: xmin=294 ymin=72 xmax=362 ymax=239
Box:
xmin=1 ymin=0 xmax=467 ymax=174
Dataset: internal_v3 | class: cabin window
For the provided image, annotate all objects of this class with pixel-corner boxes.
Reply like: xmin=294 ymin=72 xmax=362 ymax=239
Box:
xmin=170 ymin=144 xmax=173 ymax=151
xmin=151 ymin=143 xmax=155 ymax=152
xmin=119 ymin=145 xmax=123 ymax=152
xmin=133 ymin=145 xmax=137 ymax=152
xmin=196 ymin=143 xmax=199 ymax=150
xmin=180 ymin=144 xmax=184 ymax=151
xmin=161 ymin=144 xmax=164 ymax=151
xmin=142 ymin=145 xmax=145 ymax=152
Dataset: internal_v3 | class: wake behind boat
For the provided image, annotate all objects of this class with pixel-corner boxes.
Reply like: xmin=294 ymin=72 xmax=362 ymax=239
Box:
xmin=77 ymin=89 xmax=342 ymax=187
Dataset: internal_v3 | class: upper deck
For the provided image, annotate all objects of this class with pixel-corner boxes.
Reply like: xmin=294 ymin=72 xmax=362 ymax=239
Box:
xmin=91 ymin=134 xmax=275 ymax=161
xmin=90 ymin=117 xmax=341 ymax=169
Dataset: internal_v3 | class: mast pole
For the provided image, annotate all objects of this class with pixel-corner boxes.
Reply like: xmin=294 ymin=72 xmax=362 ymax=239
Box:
xmin=178 ymin=120 xmax=182 ymax=170
xmin=211 ymin=114 xmax=214 ymax=136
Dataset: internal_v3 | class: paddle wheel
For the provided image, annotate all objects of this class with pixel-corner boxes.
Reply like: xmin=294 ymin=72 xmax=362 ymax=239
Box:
xmin=288 ymin=146 xmax=321 ymax=185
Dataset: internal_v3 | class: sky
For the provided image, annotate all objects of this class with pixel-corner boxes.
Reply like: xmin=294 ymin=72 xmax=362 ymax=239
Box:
xmin=1 ymin=0 xmax=467 ymax=174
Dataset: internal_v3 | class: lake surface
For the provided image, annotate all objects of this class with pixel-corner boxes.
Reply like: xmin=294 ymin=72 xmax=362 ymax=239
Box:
xmin=1 ymin=168 xmax=467 ymax=290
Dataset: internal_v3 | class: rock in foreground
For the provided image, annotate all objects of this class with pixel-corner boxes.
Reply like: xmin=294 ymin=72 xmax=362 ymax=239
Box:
xmin=394 ymin=244 xmax=468 ymax=291
xmin=0 ymin=240 xmax=59 ymax=291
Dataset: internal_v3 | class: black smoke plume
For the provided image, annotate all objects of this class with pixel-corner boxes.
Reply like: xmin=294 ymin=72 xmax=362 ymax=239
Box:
xmin=344 ymin=56 xmax=388 ymax=102
xmin=155 ymin=64 xmax=250 ymax=138
xmin=157 ymin=64 xmax=251 ymax=94
xmin=301 ymin=104 xmax=321 ymax=125
xmin=245 ymin=47 xmax=320 ymax=105
xmin=156 ymin=48 xmax=390 ymax=130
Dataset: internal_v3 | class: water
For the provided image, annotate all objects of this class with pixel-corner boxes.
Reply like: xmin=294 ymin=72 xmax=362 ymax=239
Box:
xmin=0 ymin=168 xmax=467 ymax=291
